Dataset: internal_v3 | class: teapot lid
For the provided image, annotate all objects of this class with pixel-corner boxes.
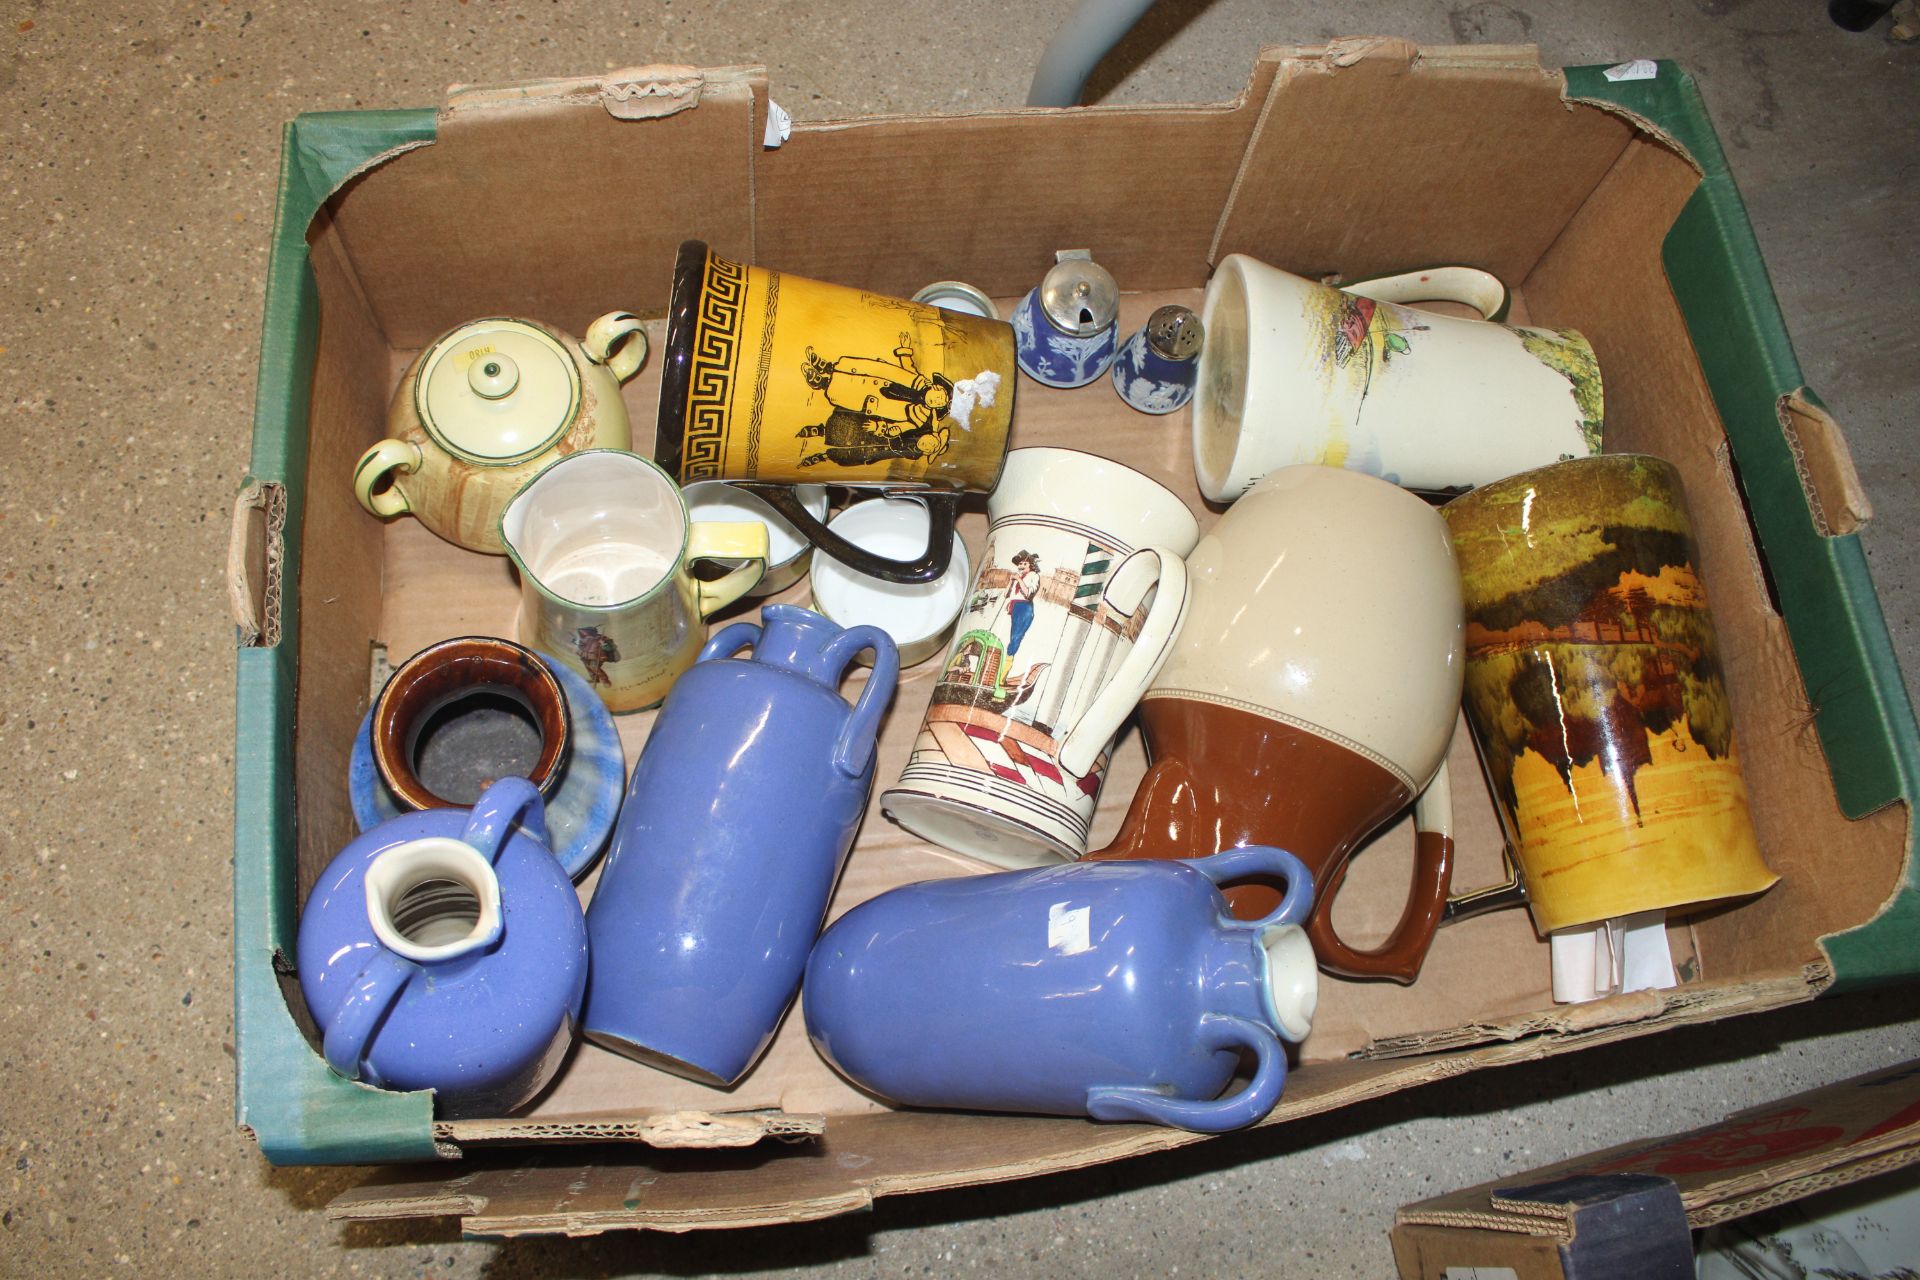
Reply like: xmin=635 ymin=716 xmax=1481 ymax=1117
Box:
xmin=414 ymin=319 xmax=582 ymax=464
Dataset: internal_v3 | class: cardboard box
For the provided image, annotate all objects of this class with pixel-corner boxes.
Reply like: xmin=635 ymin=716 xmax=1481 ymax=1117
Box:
xmin=1389 ymin=1060 xmax=1920 ymax=1279
xmin=230 ymin=38 xmax=1920 ymax=1233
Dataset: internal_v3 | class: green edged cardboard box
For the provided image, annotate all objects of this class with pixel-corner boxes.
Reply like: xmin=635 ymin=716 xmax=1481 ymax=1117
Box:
xmin=229 ymin=39 xmax=1920 ymax=1233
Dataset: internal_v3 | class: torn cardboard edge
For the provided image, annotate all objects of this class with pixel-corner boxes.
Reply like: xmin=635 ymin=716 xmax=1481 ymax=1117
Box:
xmin=442 ymin=63 xmax=764 ymax=122
xmin=228 ymin=480 xmax=285 ymax=648
xmin=436 ymin=1109 xmax=826 ymax=1149
xmin=1779 ymin=388 xmax=1873 ymax=538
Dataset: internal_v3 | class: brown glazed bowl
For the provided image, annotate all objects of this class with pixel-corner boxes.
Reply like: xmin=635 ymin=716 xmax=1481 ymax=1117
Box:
xmin=371 ymin=636 xmax=571 ymax=811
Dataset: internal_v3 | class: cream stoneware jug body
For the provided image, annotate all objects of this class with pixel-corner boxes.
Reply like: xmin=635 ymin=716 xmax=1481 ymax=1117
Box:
xmin=294 ymin=777 xmax=588 ymax=1119
xmin=803 ymin=845 xmax=1318 ymax=1133
xmin=355 ymin=313 xmax=647 ymax=554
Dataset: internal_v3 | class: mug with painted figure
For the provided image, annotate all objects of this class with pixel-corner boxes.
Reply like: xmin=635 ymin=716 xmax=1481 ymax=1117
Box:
xmin=881 ymin=447 xmax=1199 ymax=869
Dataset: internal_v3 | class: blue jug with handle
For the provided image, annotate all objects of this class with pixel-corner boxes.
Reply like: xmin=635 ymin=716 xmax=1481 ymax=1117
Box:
xmin=583 ymin=603 xmax=899 ymax=1086
xmin=802 ymin=845 xmax=1317 ymax=1132
xmin=295 ymin=775 xmax=589 ymax=1119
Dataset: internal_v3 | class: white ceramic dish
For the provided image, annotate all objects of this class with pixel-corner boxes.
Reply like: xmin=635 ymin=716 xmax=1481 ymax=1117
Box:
xmin=809 ymin=498 xmax=971 ymax=667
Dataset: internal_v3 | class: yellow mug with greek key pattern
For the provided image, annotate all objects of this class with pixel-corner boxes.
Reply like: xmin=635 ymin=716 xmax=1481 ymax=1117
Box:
xmin=655 ymin=242 xmax=1015 ymax=585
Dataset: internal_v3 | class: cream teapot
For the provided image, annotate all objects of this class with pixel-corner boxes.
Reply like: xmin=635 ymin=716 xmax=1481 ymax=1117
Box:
xmin=353 ymin=313 xmax=647 ymax=554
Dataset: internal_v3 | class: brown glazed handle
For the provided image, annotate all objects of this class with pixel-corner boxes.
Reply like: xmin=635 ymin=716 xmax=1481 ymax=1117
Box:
xmin=740 ymin=484 xmax=958 ymax=585
xmin=1304 ymin=759 xmax=1455 ymax=985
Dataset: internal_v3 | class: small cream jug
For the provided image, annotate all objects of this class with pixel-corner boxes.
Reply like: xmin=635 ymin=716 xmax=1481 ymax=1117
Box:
xmin=354 ymin=313 xmax=648 ymax=554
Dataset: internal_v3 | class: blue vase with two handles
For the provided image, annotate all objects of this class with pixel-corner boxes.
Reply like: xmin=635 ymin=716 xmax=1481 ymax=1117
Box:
xmin=582 ymin=604 xmax=900 ymax=1086
xmin=803 ymin=845 xmax=1318 ymax=1132
xmin=296 ymin=776 xmax=589 ymax=1118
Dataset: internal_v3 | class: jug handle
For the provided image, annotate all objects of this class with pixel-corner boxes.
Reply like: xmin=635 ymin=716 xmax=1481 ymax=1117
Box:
xmin=1055 ymin=547 xmax=1189 ymax=778
xmin=352 ymin=439 xmax=423 ymax=519
xmin=818 ymin=624 xmax=901 ymax=779
xmin=700 ymin=621 xmax=763 ymax=662
xmin=1085 ymin=1014 xmax=1287 ymax=1133
xmin=1180 ymin=845 xmax=1315 ymax=931
xmin=1340 ymin=266 xmax=1510 ymax=323
xmin=743 ymin=485 xmax=961 ymax=586
xmin=1306 ymin=758 xmax=1455 ymax=985
xmin=583 ymin=311 xmax=649 ymax=382
xmin=461 ymin=775 xmax=548 ymax=862
xmin=687 ymin=520 xmax=769 ymax=617
xmin=322 ymin=950 xmax=414 ymax=1082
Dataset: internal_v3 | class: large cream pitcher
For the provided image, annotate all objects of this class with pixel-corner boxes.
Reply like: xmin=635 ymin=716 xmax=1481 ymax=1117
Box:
xmin=354 ymin=313 xmax=648 ymax=554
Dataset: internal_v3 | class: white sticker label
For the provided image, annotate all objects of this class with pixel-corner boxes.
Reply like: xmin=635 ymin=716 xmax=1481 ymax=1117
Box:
xmin=1445 ymin=1269 xmax=1520 ymax=1280
xmin=1603 ymin=59 xmax=1657 ymax=82
xmin=763 ymin=99 xmax=792 ymax=148
xmin=1047 ymin=902 xmax=1091 ymax=955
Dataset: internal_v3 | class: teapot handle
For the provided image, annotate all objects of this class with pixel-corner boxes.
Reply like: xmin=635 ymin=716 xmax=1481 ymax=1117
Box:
xmin=582 ymin=311 xmax=650 ymax=382
xmin=1085 ymin=1013 xmax=1286 ymax=1133
xmin=352 ymin=439 xmax=423 ymax=519
xmin=1340 ymin=266 xmax=1510 ymax=323
xmin=1054 ymin=547 xmax=1189 ymax=777
xmin=460 ymin=775 xmax=547 ymax=862
xmin=818 ymin=624 xmax=900 ymax=779
xmin=322 ymin=949 xmax=414 ymax=1082
xmin=699 ymin=621 xmax=762 ymax=662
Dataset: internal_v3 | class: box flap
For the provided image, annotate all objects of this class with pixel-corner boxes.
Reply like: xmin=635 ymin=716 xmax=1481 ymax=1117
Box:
xmin=1565 ymin=63 xmax=1920 ymax=988
xmin=322 ymin=65 xmax=766 ymax=348
xmin=1397 ymin=1060 xmax=1920 ymax=1236
xmin=1213 ymin=40 xmax=1636 ymax=287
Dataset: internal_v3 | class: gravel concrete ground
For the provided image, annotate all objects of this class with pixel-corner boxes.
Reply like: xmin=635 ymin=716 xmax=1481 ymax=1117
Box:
xmin=3 ymin=2 xmax=1917 ymax=1275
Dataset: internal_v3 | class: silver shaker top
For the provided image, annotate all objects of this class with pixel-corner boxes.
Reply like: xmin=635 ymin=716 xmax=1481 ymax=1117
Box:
xmin=1143 ymin=304 xmax=1204 ymax=361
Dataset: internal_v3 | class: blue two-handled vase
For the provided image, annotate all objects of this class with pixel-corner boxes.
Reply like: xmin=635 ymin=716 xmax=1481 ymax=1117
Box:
xmin=295 ymin=776 xmax=589 ymax=1118
xmin=803 ymin=845 xmax=1318 ymax=1132
xmin=582 ymin=604 xmax=900 ymax=1086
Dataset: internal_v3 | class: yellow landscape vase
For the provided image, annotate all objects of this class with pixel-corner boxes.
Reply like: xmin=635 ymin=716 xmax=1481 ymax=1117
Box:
xmin=1443 ymin=454 xmax=1776 ymax=934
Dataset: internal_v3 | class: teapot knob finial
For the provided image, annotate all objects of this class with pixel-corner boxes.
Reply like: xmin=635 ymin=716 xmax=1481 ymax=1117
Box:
xmin=468 ymin=353 xmax=520 ymax=400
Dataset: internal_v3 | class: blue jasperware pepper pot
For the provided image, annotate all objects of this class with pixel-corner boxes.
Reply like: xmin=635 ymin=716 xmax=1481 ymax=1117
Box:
xmin=802 ymin=845 xmax=1317 ymax=1132
xmin=295 ymin=776 xmax=588 ymax=1119
xmin=582 ymin=604 xmax=900 ymax=1086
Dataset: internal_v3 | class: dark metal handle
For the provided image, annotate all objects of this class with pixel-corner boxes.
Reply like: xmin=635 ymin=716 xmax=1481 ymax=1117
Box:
xmin=740 ymin=484 xmax=959 ymax=585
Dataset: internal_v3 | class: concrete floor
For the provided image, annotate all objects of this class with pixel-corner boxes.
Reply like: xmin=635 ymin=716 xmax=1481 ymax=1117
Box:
xmin=3 ymin=1 xmax=1918 ymax=1275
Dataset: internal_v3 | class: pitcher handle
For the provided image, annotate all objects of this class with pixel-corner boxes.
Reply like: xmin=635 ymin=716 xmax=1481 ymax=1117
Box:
xmin=700 ymin=621 xmax=762 ymax=662
xmin=1180 ymin=845 xmax=1315 ymax=930
xmin=1306 ymin=758 xmax=1455 ymax=985
xmin=1085 ymin=1014 xmax=1286 ymax=1133
xmin=1340 ymin=266 xmax=1510 ymax=323
xmin=460 ymin=775 xmax=548 ymax=862
xmin=818 ymin=624 xmax=901 ymax=779
xmin=322 ymin=949 xmax=414 ymax=1082
xmin=1055 ymin=547 xmax=1189 ymax=777
xmin=745 ymin=485 xmax=960 ymax=586
xmin=582 ymin=310 xmax=649 ymax=382
xmin=687 ymin=520 xmax=769 ymax=616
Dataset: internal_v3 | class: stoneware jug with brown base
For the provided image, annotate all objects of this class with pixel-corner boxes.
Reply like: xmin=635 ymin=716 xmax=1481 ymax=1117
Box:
xmin=1086 ymin=465 xmax=1464 ymax=984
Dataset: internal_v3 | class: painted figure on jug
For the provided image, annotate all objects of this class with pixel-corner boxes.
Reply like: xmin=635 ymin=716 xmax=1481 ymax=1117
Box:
xmin=910 ymin=537 xmax=1140 ymax=803
xmin=571 ymin=625 xmax=620 ymax=687
xmin=796 ymin=333 xmax=1003 ymax=471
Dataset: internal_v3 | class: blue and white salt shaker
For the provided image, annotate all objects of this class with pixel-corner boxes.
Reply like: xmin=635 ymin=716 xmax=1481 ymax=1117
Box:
xmin=1013 ymin=250 xmax=1120 ymax=388
xmin=1112 ymin=304 xmax=1205 ymax=414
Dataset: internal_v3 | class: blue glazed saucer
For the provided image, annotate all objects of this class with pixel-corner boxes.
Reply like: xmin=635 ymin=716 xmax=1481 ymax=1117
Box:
xmin=349 ymin=652 xmax=625 ymax=881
